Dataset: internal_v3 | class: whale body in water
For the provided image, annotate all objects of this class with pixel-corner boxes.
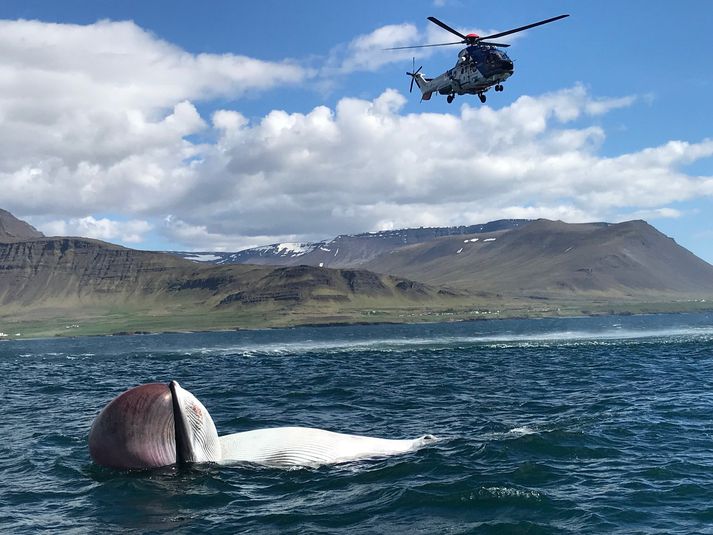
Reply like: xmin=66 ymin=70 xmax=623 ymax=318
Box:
xmin=88 ymin=381 xmax=436 ymax=470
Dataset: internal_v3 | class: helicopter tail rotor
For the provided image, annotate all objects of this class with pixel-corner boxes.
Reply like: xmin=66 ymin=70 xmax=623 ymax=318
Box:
xmin=406 ymin=57 xmax=423 ymax=93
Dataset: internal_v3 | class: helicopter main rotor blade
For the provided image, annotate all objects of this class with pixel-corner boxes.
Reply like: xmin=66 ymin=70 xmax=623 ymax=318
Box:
xmin=385 ymin=41 xmax=463 ymax=50
xmin=427 ymin=16 xmax=467 ymax=40
xmin=479 ymin=14 xmax=569 ymax=41
xmin=387 ymin=14 xmax=567 ymax=51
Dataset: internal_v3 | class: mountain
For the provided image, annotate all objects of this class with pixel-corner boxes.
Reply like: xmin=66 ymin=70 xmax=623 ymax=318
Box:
xmin=363 ymin=219 xmax=713 ymax=298
xmin=2 ymin=208 xmax=712 ymax=338
xmin=0 ymin=209 xmax=44 ymax=241
xmin=0 ymin=236 xmax=203 ymax=308
xmin=0 ymin=225 xmax=456 ymax=336
xmin=0 ymin=237 xmax=442 ymax=308
xmin=169 ymin=220 xmax=531 ymax=268
xmin=172 ymin=218 xmax=713 ymax=300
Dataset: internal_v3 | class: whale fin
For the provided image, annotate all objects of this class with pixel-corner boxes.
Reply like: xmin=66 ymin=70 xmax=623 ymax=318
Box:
xmin=170 ymin=381 xmax=221 ymax=464
xmin=218 ymin=427 xmax=436 ymax=467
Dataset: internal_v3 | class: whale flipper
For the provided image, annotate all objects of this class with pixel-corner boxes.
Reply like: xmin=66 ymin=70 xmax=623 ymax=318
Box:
xmin=218 ymin=427 xmax=435 ymax=466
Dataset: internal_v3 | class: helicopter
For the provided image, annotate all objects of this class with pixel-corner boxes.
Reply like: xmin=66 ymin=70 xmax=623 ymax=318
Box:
xmin=388 ymin=14 xmax=569 ymax=104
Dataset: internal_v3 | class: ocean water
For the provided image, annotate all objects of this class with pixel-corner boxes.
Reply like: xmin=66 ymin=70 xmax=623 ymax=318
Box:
xmin=2 ymin=313 xmax=713 ymax=534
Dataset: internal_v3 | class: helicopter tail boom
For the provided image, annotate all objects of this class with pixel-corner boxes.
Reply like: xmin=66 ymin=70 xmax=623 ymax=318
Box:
xmin=408 ymin=71 xmax=432 ymax=100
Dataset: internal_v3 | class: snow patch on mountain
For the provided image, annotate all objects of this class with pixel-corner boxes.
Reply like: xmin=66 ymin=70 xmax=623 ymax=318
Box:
xmin=276 ymin=243 xmax=313 ymax=256
xmin=164 ymin=219 xmax=530 ymax=267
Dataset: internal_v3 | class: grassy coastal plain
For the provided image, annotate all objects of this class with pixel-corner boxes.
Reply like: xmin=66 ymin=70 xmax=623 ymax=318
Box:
xmin=2 ymin=294 xmax=711 ymax=340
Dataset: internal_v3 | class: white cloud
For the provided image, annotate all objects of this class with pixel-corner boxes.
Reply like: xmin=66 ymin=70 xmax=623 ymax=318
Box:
xmin=0 ymin=18 xmax=310 ymax=216
xmin=174 ymin=83 xmax=710 ymax=247
xmin=337 ymin=23 xmax=419 ymax=73
xmin=1 ymin=19 xmax=711 ymax=252
xmin=585 ymin=95 xmax=638 ymax=115
xmin=0 ymin=19 xmax=307 ymax=110
xmin=161 ymin=215 xmax=314 ymax=252
xmin=622 ymin=207 xmax=683 ymax=221
xmin=41 ymin=216 xmax=152 ymax=243
xmin=329 ymin=19 xmax=516 ymax=75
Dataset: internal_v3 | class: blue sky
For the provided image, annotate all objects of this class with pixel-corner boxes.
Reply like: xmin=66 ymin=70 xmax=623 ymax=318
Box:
xmin=0 ymin=0 xmax=711 ymax=263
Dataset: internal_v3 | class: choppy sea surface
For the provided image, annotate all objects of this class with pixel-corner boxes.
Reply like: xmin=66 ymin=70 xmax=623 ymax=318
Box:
xmin=2 ymin=313 xmax=713 ymax=533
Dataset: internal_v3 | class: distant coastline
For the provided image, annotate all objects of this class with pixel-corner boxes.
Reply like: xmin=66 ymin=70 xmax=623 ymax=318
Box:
xmin=3 ymin=300 xmax=711 ymax=341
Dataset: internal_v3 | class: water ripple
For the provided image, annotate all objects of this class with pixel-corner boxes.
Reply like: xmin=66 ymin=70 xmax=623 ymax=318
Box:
xmin=1 ymin=312 xmax=713 ymax=533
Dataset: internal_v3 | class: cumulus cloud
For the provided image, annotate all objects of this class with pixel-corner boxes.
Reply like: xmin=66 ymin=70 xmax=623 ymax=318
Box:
xmin=1 ymin=18 xmax=711 ymax=252
xmin=0 ymin=19 xmax=307 ymax=109
xmin=157 ymin=84 xmax=711 ymax=248
xmin=161 ymin=215 xmax=313 ymax=252
xmin=624 ymin=207 xmax=683 ymax=221
xmin=328 ymin=19 xmax=517 ymax=75
xmin=0 ymin=18 xmax=310 ymax=217
xmin=42 ymin=216 xmax=152 ymax=243
xmin=336 ymin=23 xmax=419 ymax=73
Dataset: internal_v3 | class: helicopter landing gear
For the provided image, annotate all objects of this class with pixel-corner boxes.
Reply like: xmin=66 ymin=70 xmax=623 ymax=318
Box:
xmin=446 ymin=94 xmax=455 ymax=104
xmin=495 ymin=84 xmax=504 ymax=92
xmin=478 ymin=93 xmax=486 ymax=103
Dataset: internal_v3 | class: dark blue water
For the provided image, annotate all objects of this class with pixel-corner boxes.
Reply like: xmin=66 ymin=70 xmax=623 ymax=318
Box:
xmin=2 ymin=313 xmax=713 ymax=533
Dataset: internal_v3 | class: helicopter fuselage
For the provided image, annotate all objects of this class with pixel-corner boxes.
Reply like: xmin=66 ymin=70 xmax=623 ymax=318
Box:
xmin=413 ymin=45 xmax=514 ymax=103
xmin=396 ymin=14 xmax=567 ymax=103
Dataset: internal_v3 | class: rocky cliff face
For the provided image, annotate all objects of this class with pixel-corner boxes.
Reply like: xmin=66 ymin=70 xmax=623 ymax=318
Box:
xmin=0 ymin=237 xmax=198 ymax=306
xmin=0 ymin=209 xmax=44 ymax=241
xmin=0 ymin=235 xmax=440 ymax=312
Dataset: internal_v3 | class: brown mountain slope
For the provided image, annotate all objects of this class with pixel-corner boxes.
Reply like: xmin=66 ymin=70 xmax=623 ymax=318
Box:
xmin=0 ymin=209 xmax=44 ymax=241
xmin=0 ymin=236 xmax=449 ymax=317
xmin=0 ymin=236 xmax=237 ymax=309
xmin=364 ymin=219 xmax=713 ymax=298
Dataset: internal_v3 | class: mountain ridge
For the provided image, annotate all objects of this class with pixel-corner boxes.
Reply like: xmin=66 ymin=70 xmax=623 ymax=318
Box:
xmin=170 ymin=219 xmax=532 ymax=268
xmin=167 ymin=217 xmax=713 ymax=299
xmin=0 ymin=228 xmax=456 ymax=337
xmin=363 ymin=219 xmax=713 ymax=297
xmin=0 ymin=209 xmax=44 ymax=242
xmin=1 ymin=209 xmax=712 ymax=337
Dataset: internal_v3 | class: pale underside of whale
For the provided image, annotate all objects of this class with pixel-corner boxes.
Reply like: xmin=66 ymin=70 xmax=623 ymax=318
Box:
xmin=88 ymin=381 xmax=436 ymax=470
xmin=218 ymin=427 xmax=434 ymax=467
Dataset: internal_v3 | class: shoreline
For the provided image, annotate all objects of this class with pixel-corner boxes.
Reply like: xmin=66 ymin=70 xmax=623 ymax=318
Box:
xmin=3 ymin=304 xmax=711 ymax=342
